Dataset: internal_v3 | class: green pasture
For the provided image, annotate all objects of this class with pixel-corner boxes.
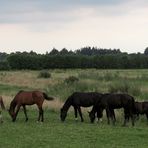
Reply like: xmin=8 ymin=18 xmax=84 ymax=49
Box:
xmin=0 ymin=69 xmax=148 ymax=148
xmin=0 ymin=110 xmax=148 ymax=148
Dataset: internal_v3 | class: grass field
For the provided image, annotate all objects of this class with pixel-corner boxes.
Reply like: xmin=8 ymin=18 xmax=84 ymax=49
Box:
xmin=1 ymin=110 xmax=148 ymax=148
xmin=1 ymin=69 xmax=148 ymax=148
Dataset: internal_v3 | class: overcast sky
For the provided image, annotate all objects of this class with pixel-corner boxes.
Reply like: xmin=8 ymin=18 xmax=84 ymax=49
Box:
xmin=0 ymin=0 xmax=148 ymax=53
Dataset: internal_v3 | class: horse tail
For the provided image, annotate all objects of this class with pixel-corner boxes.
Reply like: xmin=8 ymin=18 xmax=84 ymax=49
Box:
xmin=43 ymin=92 xmax=54 ymax=101
xmin=0 ymin=98 xmax=5 ymax=110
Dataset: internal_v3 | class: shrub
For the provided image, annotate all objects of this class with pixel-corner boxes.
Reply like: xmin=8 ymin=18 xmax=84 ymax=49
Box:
xmin=38 ymin=70 xmax=51 ymax=78
xmin=64 ymin=76 xmax=79 ymax=84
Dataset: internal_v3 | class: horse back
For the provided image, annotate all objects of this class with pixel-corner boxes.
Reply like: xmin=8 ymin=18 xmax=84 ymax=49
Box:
xmin=71 ymin=92 xmax=102 ymax=107
xmin=102 ymin=93 xmax=134 ymax=108
xmin=14 ymin=91 xmax=44 ymax=105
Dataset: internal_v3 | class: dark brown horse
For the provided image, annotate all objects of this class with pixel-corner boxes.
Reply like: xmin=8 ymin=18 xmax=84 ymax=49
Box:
xmin=60 ymin=92 xmax=102 ymax=122
xmin=0 ymin=96 xmax=5 ymax=110
xmin=135 ymin=101 xmax=148 ymax=121
xmin=9 ymin=90 xmax=54 ymax=122
xmin=88 ymin=106 xmax=116 ymax=123
xmin=89 ymin=93 xmax=136 ymax=126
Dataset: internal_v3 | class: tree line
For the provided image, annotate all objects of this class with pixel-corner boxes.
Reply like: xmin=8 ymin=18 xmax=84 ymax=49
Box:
xmin=0 ymin=47 xmax=148 ymax=70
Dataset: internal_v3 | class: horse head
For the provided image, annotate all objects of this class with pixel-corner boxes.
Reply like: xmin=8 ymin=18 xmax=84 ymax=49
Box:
xmin=88 ymin=111 xmax=96 ymax=123
xmin=8 ymin=108 xmax=15 ymax=120
xmin=60 ymin=108 xmax=67 ymax=122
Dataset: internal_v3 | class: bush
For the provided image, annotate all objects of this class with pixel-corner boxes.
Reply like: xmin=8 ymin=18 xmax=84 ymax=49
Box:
xmin=38 ymin=70 xmax=51 ymax=78
xmin=64 ymin=76 xmax=79 ymax=84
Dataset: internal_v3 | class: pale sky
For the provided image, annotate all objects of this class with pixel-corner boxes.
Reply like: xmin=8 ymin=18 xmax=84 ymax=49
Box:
xmin=0 ymin=0 xmax=148 ymax=54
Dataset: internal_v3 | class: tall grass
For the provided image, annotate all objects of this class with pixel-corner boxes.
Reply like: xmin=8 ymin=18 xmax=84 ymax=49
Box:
xmin=0 ymin=69 xmax=148 ymax=102
xmin=108 ymin=80 xmax=141 ymax=97
xmin=46 ymin=80 xmax=102 ymax=101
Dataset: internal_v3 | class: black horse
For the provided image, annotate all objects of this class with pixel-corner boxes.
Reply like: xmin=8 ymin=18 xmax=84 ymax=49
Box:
xmin=89 ymin=105 xmax=116 ymax=123
xmin=60 ymin=92 xmax=102 ymax=122
xmin=89 ymin=93 xmax=135 ymax=126
xmin=134 ymin=101 xmax=148 ymax=121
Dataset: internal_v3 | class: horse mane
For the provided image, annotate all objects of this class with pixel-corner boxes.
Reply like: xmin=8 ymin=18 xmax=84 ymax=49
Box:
xmin=9 ymin=99 xmax=17 ymax=113
xmin=61 ymin=95 xmax=73 ymax=112
xmin=9 ymin=90 xmax=23 ymax=112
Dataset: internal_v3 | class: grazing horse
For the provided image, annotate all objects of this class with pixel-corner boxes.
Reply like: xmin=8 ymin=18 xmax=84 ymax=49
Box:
xmin=89 ymin=106 xmax=116 ymax=123
xmin=89 ymin=93 xmax=135 ymax=126
xmin=0 ymin=96 xmax=5 ymax=110
xmin=60 ymin=92 xmax=102 ymax=122
xmin=9 ymin=90 xmax=54 ymax=122
xmin=134 ymin=101 xmax=148 ymax=121
xmin=88 ymin=93 xmax=116 ymax=123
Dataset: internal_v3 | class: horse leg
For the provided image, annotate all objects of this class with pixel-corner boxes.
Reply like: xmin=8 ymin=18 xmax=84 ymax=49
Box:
xmin=145 ymin=113 xmax=148 ymax=123
xmin=123 ymin=109 xmax=129 ymax=126
xmin=129 ymin=108 xmax=135 ymax=126
xmin=77 ymin=107 xmax=84 ymax=122
xmin=37 ymin=107 xmax=44 ymax=122
xmin=74 ymin=106 xmax=78 ymax=121
xmin=23 ymin=105 xmax=28 ymax=122
xmin=97 ymin=108 xmax=103 ymax=123
xmin=113 ymin=109 xmax=116 ymax=122
xmin=130 ymin=113 xmax=135 ymax=126
xmin=110 ymin=109 xmax=116 ymax=125
xmin=136 ymin=113 xmax=139 ymax=120
xmin=13 ymin=104 xmax=21 ymax=122
xmin=106 ymin=108 xmax=110 ymax=124
xmin=41 ymin=108 xmax=44 ymax=122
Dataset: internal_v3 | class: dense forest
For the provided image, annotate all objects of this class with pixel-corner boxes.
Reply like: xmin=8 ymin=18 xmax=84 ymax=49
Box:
xmin=0 ymin=47 xmax=148 ymax=70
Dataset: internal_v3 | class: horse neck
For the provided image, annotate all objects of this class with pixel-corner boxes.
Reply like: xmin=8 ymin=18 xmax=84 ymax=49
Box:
xmin=62 ymin=97 xmax=72 ymax=112
xmin=9 ymin=100 xmax=17 ymax=113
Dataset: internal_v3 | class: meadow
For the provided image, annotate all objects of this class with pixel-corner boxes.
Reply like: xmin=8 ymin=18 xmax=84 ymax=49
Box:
xmin=0 ymin=69 xmax=148 ymax=148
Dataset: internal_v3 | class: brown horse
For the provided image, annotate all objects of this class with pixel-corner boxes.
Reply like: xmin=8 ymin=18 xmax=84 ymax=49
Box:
xmin=9 ymin=90 xmax=54 ymax=122
xmin=0 ymin=96 xmax=5 ymax=110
